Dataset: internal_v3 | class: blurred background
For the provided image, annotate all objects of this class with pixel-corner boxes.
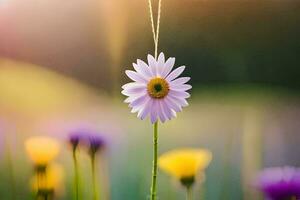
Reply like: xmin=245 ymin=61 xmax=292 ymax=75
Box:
xmin=0 ymin=0 xmax=299 ymax=199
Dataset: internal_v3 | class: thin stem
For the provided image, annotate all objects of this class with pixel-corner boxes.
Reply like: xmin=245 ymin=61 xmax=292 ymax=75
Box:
xmin=186 ymin=186 xmax=192 ymax=200
xmin=7 ymin=150 xmax=16 ymax=200
xmin=72 ymin=149 xmax=80 ymax=200
xmin=5 ymin=135 xmax=16 ymax=200
xmin=91 ymin=154 xmax=99 ymax=200
xmin=150 ymin=122 xmax=158 ymax=200
xmin=36 ymin=168 xmax=46 ymax=200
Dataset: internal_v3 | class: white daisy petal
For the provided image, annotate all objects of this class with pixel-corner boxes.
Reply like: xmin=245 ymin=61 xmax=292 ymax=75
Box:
xmin=124 ymin=91 xmax=147 ymax=103
xmin=157 ymin=101 xmax=165 ymax=123
xmin=170 ymin=77 xmax=190 ymax=85
xmin=161 ymin=100 xmax=173 ymax=120
xmin=125 ymin=70 xmax=148 ymax=83
xmin=161 ymin=57 xmax=175 ymax=78
xmin=136 ymin=60 xmax=152 ymax=78
xmin=129 ymin=94 xmax=148 ymax=107
xmin=121 ymin=83 xmax=146 ymax=96
xmin=170 ymin=84 xmax=192 ymax=91
xmin=165 ymin=96 xmax=182 ymax=112
xmin=157 ymin=109 xmax=165 ymax=123
xmin=122 ymin=82 xmax=145 ymax=90
xmin=170 ymin=96 xmax=189 ymax=107
xmin=166 ymin=66 xmax=185 ymax=82
xmin=168 ymin=90 xmax=191 ymax=98
xmin=124 ymin=96 xmax=137 ymax=103
xmin=147 ymin=54 xmax=157 ymax=76
xmin=138 ymin=98 xmax=152 ymax=120
xmin=150 ymin=100 xmax=159 ymax=124
xmin=157 ymin=52 xmax=165 ymax=76
xmin=132 ymin=63 xmax=144 ymax=78
xmin=131 ymin=105 xmax=141 ymax=113
xmin=121 ymin=89 xmax=146 ymax=96
xmin=171 ymin=109 xmax=177 ymax=118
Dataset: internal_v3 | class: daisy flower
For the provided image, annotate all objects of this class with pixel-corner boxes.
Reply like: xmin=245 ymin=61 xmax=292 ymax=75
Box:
xmin=122 ymin=52 xmax=191 ymax=123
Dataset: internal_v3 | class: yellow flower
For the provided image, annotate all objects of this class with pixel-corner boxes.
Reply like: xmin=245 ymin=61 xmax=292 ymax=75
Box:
xmin=25 ymin=136 xmax=60 ymax=166
xmin=31 ymin=163 xmax=65 ymax=195
xmin=158 ymin=148 xmax=212 ymax=186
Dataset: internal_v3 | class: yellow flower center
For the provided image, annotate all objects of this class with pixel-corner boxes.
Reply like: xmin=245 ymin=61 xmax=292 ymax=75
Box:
xmin=147 ymin=77 xmax=169 ymax=99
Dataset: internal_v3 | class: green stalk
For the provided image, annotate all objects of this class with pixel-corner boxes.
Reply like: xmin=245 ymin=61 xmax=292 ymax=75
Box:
xmin=91 ymin=154 xmax=99 ymax=200
xmin=6 ymin=147 xmax=16 ymax=200
xmin=44 ymin=193 xmax=48 ymax=200
xmin=36 ymin=166 xmax=46 ymax=200
xmin=186 ymin=186 xmax=192 ymax=200
xmin=150 ymin=121 xmax=158 ymax=200
xmin=72 ymin=148 xmax=80 ymax=200
xmin=5 ymin=136 xmax=16 ymax=200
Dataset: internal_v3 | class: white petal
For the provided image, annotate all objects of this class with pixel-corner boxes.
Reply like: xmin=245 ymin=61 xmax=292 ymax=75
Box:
xmin=170 ymin=77 xmax=190 ymax=85
xmin=165 ymin=96 xmax=182 ymax=112
xmin=122 ymin=82 xmax=146 ymax=90
xmin=121 ymin=83 xmax=146 ymax=96
xmin=121 ymin=89 xmax=146 ymax=96
xmin=125 ymin=70 xmax=148 ymax=83
xmin=136 ymin=60 xmax=152 ymax=78
xmin=161 ymin=57 xmax=175 ymax=78
xmin=156 ymin=53 xmax=165 ymax=76
xmin=129 ymin=94 xmax=148 ymax=107
xmin=150 ymin=100 xmax=159 ymax=123
xmin=147 ymin=54 xmax=157 ymax=77
xmin=170 ymin=96 xmax=189 ymax=107
xmin=131 ymin=105 xmax=142 ymax=113
xmin=138 ymin=98 xmax=152 ymax=120
xmin=124 ymin=96 xmax=139 ymax=103
xmin=166 ymin=66 xmax=185 ymax=82
xmin=170 ymin=84 xmax=192 ymax=91
xmin=158 ymin=101 xmax=168 ymax=122
xmin=161 ymin=100 xmax=173 ymax=120
xmin=171 ymin=109 xmax=177 ymax=118
xmin=168 ymin=90 xmax=191 ymax=98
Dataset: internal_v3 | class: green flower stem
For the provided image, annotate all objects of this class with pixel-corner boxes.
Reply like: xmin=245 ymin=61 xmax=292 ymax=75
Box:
xmin=150 ymin=121 xmax=158 ymax=200
xmin=6 ymin=148 xmax=16 ymax=200
xmin=186 ymin=186 xmax=192 ymax=200
xmin=44 ymin=193 xmax=48 ymax=200
xmin=5 ymin=136 xmax=16 ymax=200
xmin=91 ymin=154 xmax=99 ymax=200
xmin=72 ymin=148 xmax=80 ymax=200
xmin=36 ymin=166 xmax=47 ymax=200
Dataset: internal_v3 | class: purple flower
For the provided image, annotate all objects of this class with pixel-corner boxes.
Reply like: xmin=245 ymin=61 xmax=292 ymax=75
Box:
xmin=69 ymin=132 xmax=85 ymax=150
xmin=256 ymin=167 xmax=300 ymax=200
xmin=121 ymin=52 xmax=191 ymax=124
xmin=69 ymin=129 xmax=106 ymax=154
xmin=87 ymin=133 xmax=105 ymax=154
